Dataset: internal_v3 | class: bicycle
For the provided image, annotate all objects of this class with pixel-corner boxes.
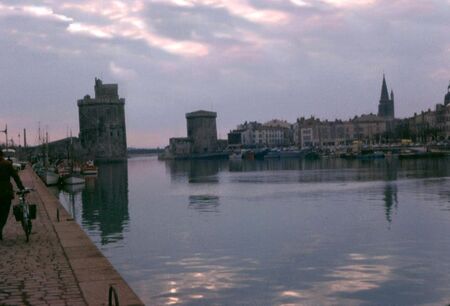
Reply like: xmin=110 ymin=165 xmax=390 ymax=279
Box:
xmin=13 ymin=188 xmax=36 ymax=242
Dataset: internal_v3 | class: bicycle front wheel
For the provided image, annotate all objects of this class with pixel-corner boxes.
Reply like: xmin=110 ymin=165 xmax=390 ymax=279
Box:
xmin=21 ymin=217 xmax=31 ymax=242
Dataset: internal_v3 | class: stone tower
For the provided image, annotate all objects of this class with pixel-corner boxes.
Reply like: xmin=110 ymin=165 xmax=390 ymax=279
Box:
xmin=186 ymin=110 xmax=218 ymax=154
xmin=78 ymin=78 xmax=127 ymax=161
xmin=377 ymin=74 xmax=395 ymax=119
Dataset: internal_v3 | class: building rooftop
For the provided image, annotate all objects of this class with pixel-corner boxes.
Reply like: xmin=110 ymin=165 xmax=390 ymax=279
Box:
xmin=186 ymin=110 xmax=217 ymax=119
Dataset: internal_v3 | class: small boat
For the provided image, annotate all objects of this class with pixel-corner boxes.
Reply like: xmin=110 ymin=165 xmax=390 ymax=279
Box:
xmin=63 ymin=175 xmax=85 ymax=185
xmin=304 ymin=150 xmax=320 ymax=160
xmin=254 ymin=148 xmax=269 ymax=160
xmin=242 ymin=150 xmax=255 ymax=160
xmin=40 ymin=170 xmax=60 ymax=186
xmin=229 ymin=151 xmax=242 ymax=161
xmin=81 ymin=160 xmax=98 ymax=175
xmin=264 ymin=149 xmax=281 ymax=159
xmin=280 ymin=150 xmax=302 ymax=158
xmin=357 ymin=150 xmax=385 ymax=160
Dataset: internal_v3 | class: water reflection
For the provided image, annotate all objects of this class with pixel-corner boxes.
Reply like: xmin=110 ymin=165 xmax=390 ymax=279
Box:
xmin=132 ymin=255 xmax=260 ymax=306
xmin=67 ymin=156 xmax=450 ymax=305
xmin=275 ymin=253 xmax=392 ymax=306
xmin=165 ymin=160 xmax=226 ymax=183
xmin=188 ymin=195 xmax=220 ymax=213
xmin=383 ymin=183 xmax=398 ymax=224
xmin=59 ymin=184 xmax=85 ymax=222
xmin=81 ymin=162 xmax=129 ymax=245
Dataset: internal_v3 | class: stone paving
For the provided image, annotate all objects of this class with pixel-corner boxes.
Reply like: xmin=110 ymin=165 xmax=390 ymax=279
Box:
xmin=0 ymin=169 xmax=87 ymax=306
xmin=0 ymin=167 xmax=144 ymax=306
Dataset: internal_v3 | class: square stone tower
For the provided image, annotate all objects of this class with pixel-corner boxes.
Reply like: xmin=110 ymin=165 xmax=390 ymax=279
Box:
xmin=78 ymin=78 xmax=127 ymax=161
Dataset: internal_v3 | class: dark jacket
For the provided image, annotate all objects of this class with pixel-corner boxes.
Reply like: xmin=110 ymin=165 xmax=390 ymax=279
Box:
xmin=0 ymin=157 xmax=24 ymax=200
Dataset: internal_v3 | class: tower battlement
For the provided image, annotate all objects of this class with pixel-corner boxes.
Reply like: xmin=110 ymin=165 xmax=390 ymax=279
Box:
xmin=78 ymin=78 xmax=127 ymax=161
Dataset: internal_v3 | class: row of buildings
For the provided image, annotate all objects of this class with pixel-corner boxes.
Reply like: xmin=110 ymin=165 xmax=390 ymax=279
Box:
xmin=74 ymin=75 xmax=449 ymax=161
xmin=228 ymin=76 xmax=450 ymax=148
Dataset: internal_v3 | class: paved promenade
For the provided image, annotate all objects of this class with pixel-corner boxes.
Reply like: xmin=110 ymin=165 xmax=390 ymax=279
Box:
xmin=0 ymin=167 xmax=144 ymax=306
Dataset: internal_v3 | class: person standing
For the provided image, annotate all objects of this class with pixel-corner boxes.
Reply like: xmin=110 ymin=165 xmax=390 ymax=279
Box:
xmin=0 ymin=150 xmax=24 ymax=240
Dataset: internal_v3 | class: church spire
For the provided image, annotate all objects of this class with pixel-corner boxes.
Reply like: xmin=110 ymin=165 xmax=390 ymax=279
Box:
xmin=380 ymin=74 xmax=389 ymax=101
xmin=445 ymin=81 xmax=450 ymax=106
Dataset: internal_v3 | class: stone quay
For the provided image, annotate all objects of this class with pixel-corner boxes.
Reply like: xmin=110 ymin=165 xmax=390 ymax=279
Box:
xmin=0 ymin=166 xmax=144 ymax=306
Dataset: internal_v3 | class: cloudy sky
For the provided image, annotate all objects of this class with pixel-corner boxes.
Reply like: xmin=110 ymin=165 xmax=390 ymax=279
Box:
xmin=1 ymin=0 xmax=449 ymax=147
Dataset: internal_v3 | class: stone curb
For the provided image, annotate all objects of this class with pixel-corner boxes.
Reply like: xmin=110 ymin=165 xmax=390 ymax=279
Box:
xmin=28 ymin=167 xmax=144 ymax=306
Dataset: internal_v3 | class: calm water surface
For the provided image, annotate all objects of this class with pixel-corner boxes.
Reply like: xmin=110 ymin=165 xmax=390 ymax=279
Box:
xmin=58 ymin=156 xmax=450 ymax=305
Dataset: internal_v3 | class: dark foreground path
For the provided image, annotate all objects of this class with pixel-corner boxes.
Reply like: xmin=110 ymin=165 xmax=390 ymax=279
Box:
xmin=0 ymin=167 xmax=143 ymax=306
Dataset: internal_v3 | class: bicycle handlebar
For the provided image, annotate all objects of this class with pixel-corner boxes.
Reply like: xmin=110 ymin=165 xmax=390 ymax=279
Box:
xmin=16 ymin=188 xmax=34 ymax=196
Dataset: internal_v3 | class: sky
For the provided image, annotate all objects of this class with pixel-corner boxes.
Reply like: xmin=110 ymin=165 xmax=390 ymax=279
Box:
xmin=0 ymin=0 xmax=449 ymax=148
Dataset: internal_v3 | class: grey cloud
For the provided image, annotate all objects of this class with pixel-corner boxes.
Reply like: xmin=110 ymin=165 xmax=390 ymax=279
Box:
xmin=0 ymin=0 xmax=449 ymax=147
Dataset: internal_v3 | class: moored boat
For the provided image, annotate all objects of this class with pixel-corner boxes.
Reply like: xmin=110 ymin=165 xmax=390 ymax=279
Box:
xmin=63 ymin=175 xmax=85 ymax=185
xmin=81 ymin=160 xmax=98 ymax=175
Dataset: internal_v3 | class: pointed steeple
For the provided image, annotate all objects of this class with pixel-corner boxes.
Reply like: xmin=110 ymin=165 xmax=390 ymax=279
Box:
xmin=380 ymin=74 xmax=389 ymax=101
xmin=390 ymin=89 xmax=394 ymax=101
xmin=445 ymin=81 xmax=450 ymax=106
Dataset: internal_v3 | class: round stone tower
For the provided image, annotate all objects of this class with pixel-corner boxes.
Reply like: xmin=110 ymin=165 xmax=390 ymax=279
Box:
xmin=186 ymin=110 xmax=218 ymax=154
xmin=77 ymin=78 xmax=127 ymax=161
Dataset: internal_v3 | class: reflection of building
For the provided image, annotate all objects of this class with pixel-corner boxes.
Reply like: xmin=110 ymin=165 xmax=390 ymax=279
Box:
xmin=165 ymin=159 xmax=223 ymax=183
xmin=78 ymin=78 xmax=127 ymax=161
xmin=81 ymin=162 xmax=129 ymax=244
xmin=188 ymin=195 xmax=220 ymax=213
xmin=383 ymin=183 xmax=398 ymax=224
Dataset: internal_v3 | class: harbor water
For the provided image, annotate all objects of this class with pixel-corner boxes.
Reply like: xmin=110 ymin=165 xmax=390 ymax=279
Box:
xmin=58 ymin=156 xmax=450 ymax=305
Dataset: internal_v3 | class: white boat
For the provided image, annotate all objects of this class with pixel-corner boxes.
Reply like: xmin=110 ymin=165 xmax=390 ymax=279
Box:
xmin=63 ymin=183 xmax=85 ymax=194
xmin=40 ymin=171 xmax=60 ymax=186
xmin=63 ymin=175 xmax=85 ymax=185
xmin=229 ymin=152 xmax=242 ymax=160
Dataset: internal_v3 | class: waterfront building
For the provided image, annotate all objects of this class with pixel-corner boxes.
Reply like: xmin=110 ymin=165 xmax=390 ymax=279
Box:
xmin=227 ymin=130 xmax=244 ymax=147
xmin=238 ymin=121 xmax=262 ymax=147
xmin=231 ymin=120 xmax=289 ymax=147
xmin=402 ymin=83 xmax=450 ymax=142
xmin=263 ymin=119 xmax=293 ymax=145
xmin=229 ymin=78 xmax=449 ymax=148
xmin=352 ymin=114 xmax=388 ymax=143
xmin=439 ymin=83 xmax=450 ymax=139
xmin=168 ymin=138 xmax=192 ymax=156
xmin=77 ymin=78 xmax=127 ymax=161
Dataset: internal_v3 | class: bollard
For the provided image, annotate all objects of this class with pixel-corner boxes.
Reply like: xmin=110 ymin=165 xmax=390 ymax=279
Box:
xmin=56 ymin=208 xmax=60 ymax=222
xmin=109 ymin=285 xmax=119 ymax=306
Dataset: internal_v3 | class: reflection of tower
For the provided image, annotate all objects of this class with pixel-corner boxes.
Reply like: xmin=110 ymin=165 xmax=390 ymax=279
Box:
xmin=81 ymin=162 xmax=129 ymax=245
xmin=383 ymin=183 xmax=398 ymax=224
xmin=165 ymin=160 xmax=222 ymax=183
xmin=77 ymin=78 xmax=127 ymax=161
